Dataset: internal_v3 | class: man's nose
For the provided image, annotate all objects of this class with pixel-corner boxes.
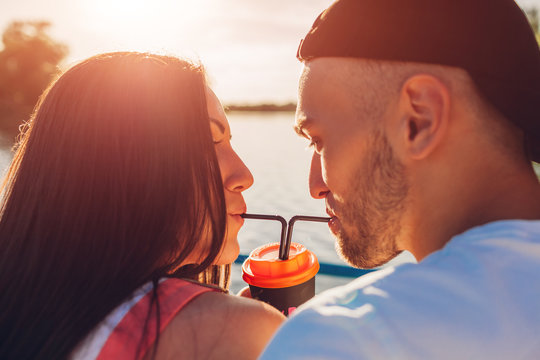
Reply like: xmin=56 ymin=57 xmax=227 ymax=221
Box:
xmin=309 ymin=152 xmax=329 ymax=199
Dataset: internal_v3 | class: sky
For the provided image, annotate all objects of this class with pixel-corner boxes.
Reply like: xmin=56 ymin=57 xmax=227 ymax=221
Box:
xmin=0 ymin=0 xmax=539 ymax=105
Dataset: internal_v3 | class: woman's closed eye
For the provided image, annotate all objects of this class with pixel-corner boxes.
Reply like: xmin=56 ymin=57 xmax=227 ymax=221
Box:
xmin=210 ymin=117 xmax=230 ymax=144
xmin=214 ymin=135 xmax=232 ymax=145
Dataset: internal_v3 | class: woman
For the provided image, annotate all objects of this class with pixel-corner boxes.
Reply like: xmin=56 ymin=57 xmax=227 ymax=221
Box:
xmin=0 ymin=52 xmax=284 ymax=359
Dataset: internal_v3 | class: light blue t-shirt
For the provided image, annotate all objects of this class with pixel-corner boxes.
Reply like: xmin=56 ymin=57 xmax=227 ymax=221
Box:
xmin=261 ymin=220 xmax=540 ymax=359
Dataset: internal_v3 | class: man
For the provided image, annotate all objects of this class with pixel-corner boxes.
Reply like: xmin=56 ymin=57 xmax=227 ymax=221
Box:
xmin=261 ymin=0 xmax=540 ymax=358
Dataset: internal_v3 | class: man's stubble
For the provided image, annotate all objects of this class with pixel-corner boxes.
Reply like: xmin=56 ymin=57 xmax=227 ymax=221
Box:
xmin=336 ymin=131 xmax=409 ymax=269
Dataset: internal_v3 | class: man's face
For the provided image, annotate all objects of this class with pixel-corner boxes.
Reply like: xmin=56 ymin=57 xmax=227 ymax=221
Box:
xmin=295 ymin=58 xmax=408 ymax=269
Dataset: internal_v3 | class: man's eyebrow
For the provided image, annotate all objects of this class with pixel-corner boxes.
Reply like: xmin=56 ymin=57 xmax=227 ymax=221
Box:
xmin=209 ymin=117 xmax=225 ymax=134
xmin=294 ymin=118 xmax=314 ymax=138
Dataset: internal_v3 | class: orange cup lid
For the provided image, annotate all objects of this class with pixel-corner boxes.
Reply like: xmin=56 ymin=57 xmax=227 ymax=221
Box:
xmin=242 ymin=242 xmax=319 ymax=288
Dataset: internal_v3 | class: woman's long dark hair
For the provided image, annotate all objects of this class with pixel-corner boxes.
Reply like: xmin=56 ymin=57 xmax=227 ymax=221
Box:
xmin=0 ymin=52 xmax=227 ymax=359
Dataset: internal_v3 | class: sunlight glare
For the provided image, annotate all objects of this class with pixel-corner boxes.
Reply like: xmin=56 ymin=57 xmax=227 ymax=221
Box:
xmin=88 ymin=0 xmax=205 ymax=27
xmin=82 ymin=0 xmax=208 ymax=53
xmin=92 ymin=0 xmax=150 ymax=24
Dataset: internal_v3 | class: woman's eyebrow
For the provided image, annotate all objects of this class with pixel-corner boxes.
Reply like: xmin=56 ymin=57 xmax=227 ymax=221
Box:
xmin=210 ymin=117 xmax=225 ymax=134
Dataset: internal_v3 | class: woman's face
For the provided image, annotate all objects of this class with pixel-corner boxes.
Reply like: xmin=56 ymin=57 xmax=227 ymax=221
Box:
xmin=206 ymin=87 xmax=254 ymax=264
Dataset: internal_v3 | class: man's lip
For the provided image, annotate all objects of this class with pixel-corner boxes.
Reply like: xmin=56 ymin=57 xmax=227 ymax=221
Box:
xmin=326 ymin=204 xmax=340 ymax=234
xmin=328 ymin=217 xmax=340 ymax=235
xmin=326 ymin=208 xmax=337 ymax=218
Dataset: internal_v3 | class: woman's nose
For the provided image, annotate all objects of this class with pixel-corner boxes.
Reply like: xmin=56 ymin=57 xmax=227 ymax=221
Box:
xmin=223 ymin=150 xmax=254 ymax=192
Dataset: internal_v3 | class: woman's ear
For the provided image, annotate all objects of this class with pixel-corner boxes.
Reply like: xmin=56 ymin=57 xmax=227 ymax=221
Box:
xmin=397 ymin=74 xmax=451 ymax=160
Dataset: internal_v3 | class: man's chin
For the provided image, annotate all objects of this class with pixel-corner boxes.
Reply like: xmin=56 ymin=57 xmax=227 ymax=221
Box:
xmin=335 ymin=234 xmax=402 ymax=269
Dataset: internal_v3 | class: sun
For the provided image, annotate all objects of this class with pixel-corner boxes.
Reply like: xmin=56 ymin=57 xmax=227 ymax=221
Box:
xmin=82 ymin=0 xmax=207 ymax=44
xmin=91 ymin=0 xmax=154 ymax=26
xmin=80 ymin=0 xmax=208 ymax=53
xmin=87 ymin=0 xmax=206 ymax=27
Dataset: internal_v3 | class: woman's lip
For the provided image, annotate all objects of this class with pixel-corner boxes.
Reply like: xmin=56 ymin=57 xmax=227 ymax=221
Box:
xmin=228 ymin=213 xmax=245 ymax=225
xmin=227 ymin=206 xmax=247 ymax=216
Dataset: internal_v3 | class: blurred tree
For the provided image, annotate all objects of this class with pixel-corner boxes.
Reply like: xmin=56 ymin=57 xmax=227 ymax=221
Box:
xmin=0 ymin=21 xmax=68 ymax=145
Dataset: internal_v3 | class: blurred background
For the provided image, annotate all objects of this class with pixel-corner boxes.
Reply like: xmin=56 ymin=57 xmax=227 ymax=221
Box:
xmin=0 ymin=0 xmax=539 ymax=292
xmin=0 ymin=0 xmax=334 ymax=143
xmin=1 ymin=0 xmax=539 ymax=140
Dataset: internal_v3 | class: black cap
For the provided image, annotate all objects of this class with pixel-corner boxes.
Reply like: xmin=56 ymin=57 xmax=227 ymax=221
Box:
xmin=298 ymin=0 xmax=540 ymax=162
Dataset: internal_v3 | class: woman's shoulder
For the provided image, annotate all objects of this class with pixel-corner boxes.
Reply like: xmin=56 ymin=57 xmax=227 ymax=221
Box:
xmin=146 ymin=289 xmax=285 ymax=359
xmin=188 ymin=290 xmax=286 ymax=329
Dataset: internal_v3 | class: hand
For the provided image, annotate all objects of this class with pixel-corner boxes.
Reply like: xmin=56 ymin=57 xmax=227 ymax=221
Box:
xmin=237 ymin=286 xmax=252 ymax=298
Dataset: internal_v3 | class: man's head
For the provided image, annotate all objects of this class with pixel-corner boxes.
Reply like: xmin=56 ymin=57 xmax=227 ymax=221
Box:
xmin=296 ymin=0 xmax=540 ymax=268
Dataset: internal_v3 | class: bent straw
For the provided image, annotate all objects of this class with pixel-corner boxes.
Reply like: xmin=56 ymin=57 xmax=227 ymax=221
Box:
xmin=241 ymin=213 xmax=331 ymax=261
xmin=240 ymin=214 xmax=287 ymax=252
xmin=281 ymin=215 xmax=330 ymax=260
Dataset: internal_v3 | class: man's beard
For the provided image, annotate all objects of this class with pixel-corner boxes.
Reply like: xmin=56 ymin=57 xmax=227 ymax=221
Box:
xmin=335 ymin=131 xmax=409 ymax=269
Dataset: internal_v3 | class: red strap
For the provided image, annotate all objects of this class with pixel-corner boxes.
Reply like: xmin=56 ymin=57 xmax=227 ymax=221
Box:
xmin=97 ymin=278 xmax=217 ymax=360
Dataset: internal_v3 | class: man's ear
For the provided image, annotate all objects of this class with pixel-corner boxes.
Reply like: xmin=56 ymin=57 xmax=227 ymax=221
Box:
xmin=396 ymin=75 xmax=451 ymax=159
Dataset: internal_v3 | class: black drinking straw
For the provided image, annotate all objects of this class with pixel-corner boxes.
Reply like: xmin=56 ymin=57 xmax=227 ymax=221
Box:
xmin=281 ymin=215 xmax=330 ymax=260
xmin=241 ymin=213 xmax=330 ymax=260
xmin=241 ymin=214 xmax=287 ymax=253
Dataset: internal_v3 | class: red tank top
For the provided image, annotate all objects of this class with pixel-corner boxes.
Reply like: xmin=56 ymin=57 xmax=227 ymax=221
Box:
xmin=71 ymin=278 xmax=219 ymax=359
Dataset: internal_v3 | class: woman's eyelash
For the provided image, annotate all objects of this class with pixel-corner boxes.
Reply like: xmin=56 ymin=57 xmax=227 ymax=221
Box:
xmin=213 ymin=134 xmax=231 ymax=145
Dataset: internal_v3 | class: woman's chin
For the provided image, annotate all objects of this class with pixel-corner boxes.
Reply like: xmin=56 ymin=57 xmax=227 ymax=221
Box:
xmin=212 ymin=237 xmax=240 ymax=265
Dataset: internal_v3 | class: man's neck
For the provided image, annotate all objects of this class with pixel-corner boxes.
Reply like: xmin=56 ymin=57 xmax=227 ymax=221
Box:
xmin=406 ymin=159 xmax=540 ymax=261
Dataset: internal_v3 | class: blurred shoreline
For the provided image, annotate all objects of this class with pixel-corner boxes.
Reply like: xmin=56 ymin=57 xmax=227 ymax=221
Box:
xmin=225 ymin=103 xmax=296 ymax=112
